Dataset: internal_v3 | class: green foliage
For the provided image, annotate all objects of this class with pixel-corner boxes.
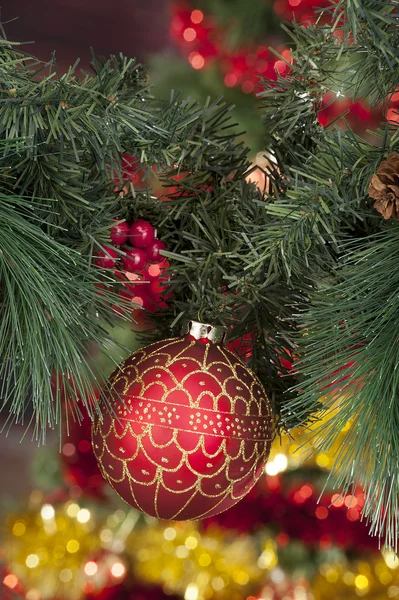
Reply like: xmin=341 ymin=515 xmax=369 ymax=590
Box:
xmin=127 ymin=169 xmax=300 ymax=424
xmin=0 ymin=39 xmax=279 ymax=441
xmin=331 ymin=1 xmax=399 ymax=104
xmin=3 ymin=0 xmax=399 ymax=551
xmin=257 ymin=1 xmax=399 ymax=548
xmin=149 ymin=53 xmax=264 ymax=153
xmin=288 ymin=226 xmax=399 ymax=549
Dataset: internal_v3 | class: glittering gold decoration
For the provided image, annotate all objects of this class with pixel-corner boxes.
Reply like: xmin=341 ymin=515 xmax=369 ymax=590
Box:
xmin=127 ymin=520 xmax=265 ymax=600
xmin=259 ymin=574 xmax=314 ymax=600
xmin=313 ymin=553 xmax=399 ymax=600
xmin=2 ymin=495 xmax=128 ymax=600
xmin=268 ymin=399 xmax=353 ymax=474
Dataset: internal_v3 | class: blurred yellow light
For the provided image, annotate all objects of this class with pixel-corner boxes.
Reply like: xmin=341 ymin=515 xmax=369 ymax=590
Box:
xmin=388 ymin=585 xmax=399 ymax=597
xmin=355 ymin=575 xmax=369 ymax=590
xmin=112 ymin=539 xmax=125 ymax=554
xmin=100 ymin=528 xmax=113 ymax=543
xmin=380 ymin=570 xmax=393 ymax=585
xmin=53 ymin=545 xmax=65 ymax=559
xmin=294 ymin=585 xmax=310 ymax=599
xmin=343 ymin=571 xmax=355 ymax=585
xmin=41 ymin=504 xmax=55 ymax=520
xmin=199 ymin=553 xmax=212 ymax=567
xmin=26 ymin=554 xmax=39 ymax=568
xmin=316 ymin=453 xmax=330 ymax=468
xmin=265 ymin=461 xmax=279 ymax=476
xmin=26 ymin=590 xmax=41 ymax=600
xmin=84 ymin=561 xmax=98 ymax=576
xmin=257 ymin=550 xmax=277 ymax=569
xmin=176 ymin=545 xmax=189 ymax=558
xmin=37 ymin=548 xmax=49 ymax=563
xmin=274 ymin=453 xmax=288 ymax=472
xmin=29 ymin=491 xmax=44 ymax=505
xmin=270 ymin=568 xmax=285 ymax=584
xmin=384 ymin=551 xmax=399 ymax=570
xmin=111 ymin=562 xmax=126 ymax=578
xmin=164 ymin=527 xmax=177 ymax=541
xmin=234 ymin=571 xmax=250 ymax=585
xmin=325 ymin=568 xmax=339 ymax=583
xmin=114 ymin=509 xmax=126 ymax=522
xmin=185 ymin=583 xmax=199 ymax=600
xmin=212 ymin=577 xmax=225 ymax=591
xmin=12 ymin=521 xmax=26 ymax=536
xmin=137 ymin=548 xmax=150 ymax=561
xmin=67 ymin=539 xmax=80 ymax=554
xmin=185 ymin=536 xmax=198 ymax=550
xmin=66 ymin=503 xmax=80 ymax=517
xmin=77 ymin=508 xmax=91 ymax=523
xmin=59 ymin=569 xmax=73 ymax=583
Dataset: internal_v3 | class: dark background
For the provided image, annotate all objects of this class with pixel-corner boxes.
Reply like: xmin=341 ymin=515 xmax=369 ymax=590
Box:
xmin=1 ymin=0 xmax=171 ymax=71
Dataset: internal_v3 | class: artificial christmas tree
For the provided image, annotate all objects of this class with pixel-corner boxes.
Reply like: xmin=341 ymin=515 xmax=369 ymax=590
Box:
xmin=4 ymin=3 xmax=399 ymax=600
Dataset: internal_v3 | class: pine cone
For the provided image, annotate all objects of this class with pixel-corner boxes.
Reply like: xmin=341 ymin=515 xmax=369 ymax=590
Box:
xmin=368 ymin=153 xmax=399 ymax=220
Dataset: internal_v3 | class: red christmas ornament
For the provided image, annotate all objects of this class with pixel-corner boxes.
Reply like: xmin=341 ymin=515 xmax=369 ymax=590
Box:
xmin=122 ymin=248 xmax=148 ymax=273
xmin=146 ymin=239 xmax=166 ymax=264
xmin=129 ymin=219 xmax=155 ymax=248
xmin=110 ymin=220 xmax=129 ymax=246
xmin=92 ymin=321 xmax=273 ymax=520
xmin=94 ymin=246 xmax=118 ymax=269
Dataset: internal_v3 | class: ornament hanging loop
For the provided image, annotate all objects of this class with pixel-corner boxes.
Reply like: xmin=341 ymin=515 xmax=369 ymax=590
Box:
xmin=185 ymin=320 xmax=226 ymax=344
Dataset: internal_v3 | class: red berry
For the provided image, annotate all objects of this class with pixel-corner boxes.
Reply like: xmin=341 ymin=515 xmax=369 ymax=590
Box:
xmin=146 ymin=239 xmax=166 ymax=263
xmin=130 ymin=286 xmax=162 ymax=312
xmin=110 ymin=220 xmax=129 ymax=246
xmin=94 ymin=246 xmax=118 ymax=269
xmin=129 ymin=219 xmax=155 ymax=248
xmin=122 ymin=248 xmax=148 ymax=273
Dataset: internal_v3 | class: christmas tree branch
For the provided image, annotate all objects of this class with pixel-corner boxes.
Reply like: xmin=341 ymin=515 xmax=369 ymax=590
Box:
xmin=0 ymin=38 xmax=274 ymax=439
xmin=257 ymin=2 xmax=399 ymax=546
xmin=0 ymin=193 xmax=130 ymax=443
xmin=285 ymin=226 xmax=399 ymax=549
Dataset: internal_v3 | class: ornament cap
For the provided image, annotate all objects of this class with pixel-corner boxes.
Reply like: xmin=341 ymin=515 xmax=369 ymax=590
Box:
xmin=185 ymin=320 xmax=226 ymax=344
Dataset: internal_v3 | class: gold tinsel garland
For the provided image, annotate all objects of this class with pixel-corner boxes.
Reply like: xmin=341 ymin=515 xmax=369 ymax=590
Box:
xmin=3 ymin=425 xmax=399 ymax=600
xmin=127 ymin=520 xmax=264 ymax=600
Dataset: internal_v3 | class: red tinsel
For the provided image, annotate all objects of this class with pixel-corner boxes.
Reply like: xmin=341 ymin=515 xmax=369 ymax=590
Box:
xmin=84 ymin=582 xmax=181 ymax=600
xmin=202 ymin=477 xmax=380 ymax=552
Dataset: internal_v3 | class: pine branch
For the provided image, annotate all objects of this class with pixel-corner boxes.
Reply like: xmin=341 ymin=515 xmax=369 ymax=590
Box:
xmin=0 ymin=193 xmax=131 ymax=443
xmin=128 ymin=173 xmax=301 ymax=426
xmin=0 ymin=39 xmax=276 ymax=438
xmin=257 ymin=4 xmax=399 ymax=547
xmin=285 ymin=226 xmax=399 ymax=549
xmin=323 ymin=1 xmax=399 ymax=103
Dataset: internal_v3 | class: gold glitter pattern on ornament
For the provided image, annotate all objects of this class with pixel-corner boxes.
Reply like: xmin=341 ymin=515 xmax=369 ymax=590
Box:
xmin=92 ymin=335 xmax=273 ymax=520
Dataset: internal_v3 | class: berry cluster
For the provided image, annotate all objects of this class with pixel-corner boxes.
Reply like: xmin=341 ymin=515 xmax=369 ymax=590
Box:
xmin=95 ymin=219 xmax=166 ymax=271
xmin=95 ymin=219 xmax=168 ymax=313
